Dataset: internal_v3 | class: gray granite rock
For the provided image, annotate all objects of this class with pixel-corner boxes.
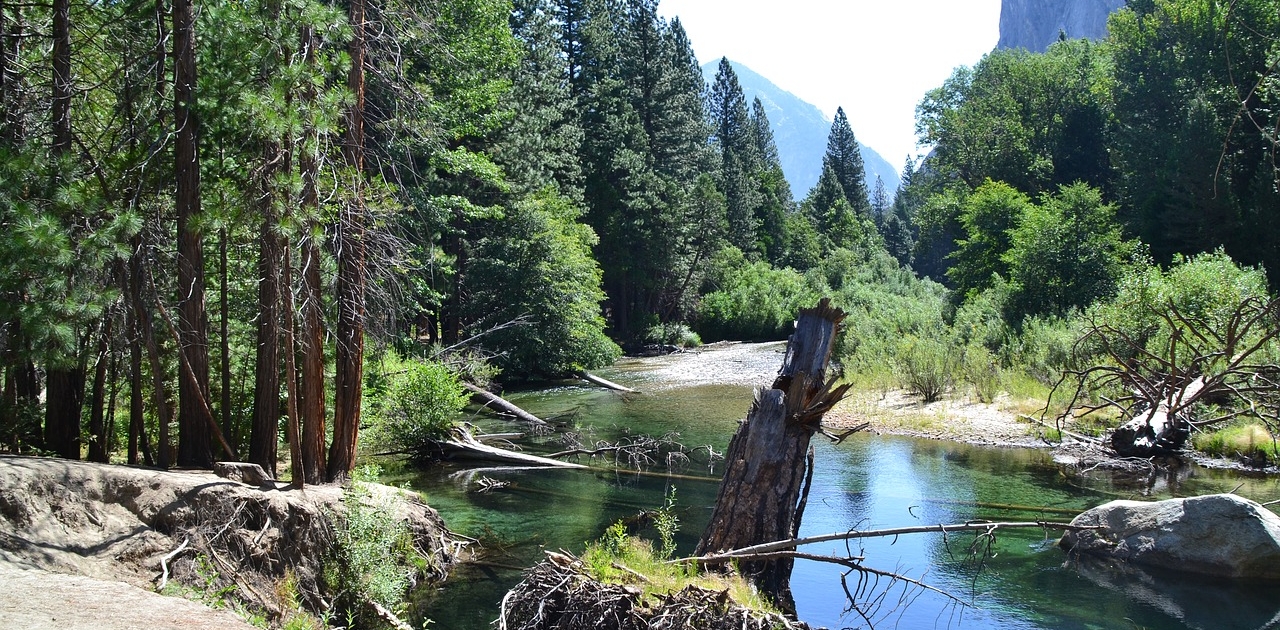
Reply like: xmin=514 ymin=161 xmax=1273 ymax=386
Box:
xmin=1060 ymin=494 xmax=1280 ymax=579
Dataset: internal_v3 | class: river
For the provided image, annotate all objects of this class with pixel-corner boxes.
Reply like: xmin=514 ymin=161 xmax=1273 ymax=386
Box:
xmin=403 ymin=342 xmax=1280 ymax=630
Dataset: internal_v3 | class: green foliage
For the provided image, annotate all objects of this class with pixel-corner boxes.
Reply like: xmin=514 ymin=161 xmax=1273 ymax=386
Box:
xmin=947 ymin=180 xmax=1032 ymax=302
xmin=895 ymin=335 xmax=957 ymax=403
xmin=916 ymin=39 xmax=1113 ymax=197
xmin=364 ymin=355 xmax=470 ymax=452
xmin=959 ymin=343 xmax=1002 ymax=403
xmin=652 ymin=486 xmax=680 ymax=560
xmin=1088 ymin=250 xmax=1272 ymax=365
xmin=327 ymin=484 xmax=424 ymax=622
xmin=695 ymin=248 xmax=823 ymax=341
xmin=1004 ymin=183 xmax=1134 ymax=321
xmin=465 ymin=190 xmax=621 ymax=377
xmin=644 ymin=323 xmax=702 ymax=348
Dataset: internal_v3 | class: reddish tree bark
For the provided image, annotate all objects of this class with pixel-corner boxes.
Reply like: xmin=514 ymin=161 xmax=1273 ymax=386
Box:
xmin=173 ymin=0 xmax=212 ymax=467
xmin=328 ymin=0 xmax=366 ymax=481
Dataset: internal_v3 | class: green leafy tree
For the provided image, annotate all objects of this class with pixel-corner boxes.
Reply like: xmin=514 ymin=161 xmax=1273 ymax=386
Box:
xmin=465 ymin=190 xmax=621 ymax=378
xmin=946 ymin=180 xmax=1033 ymax=303
xmin=916 ymin=40 xmax=1113 ymax=198
xmin=1005 ymin=183 xmax=1134 ymax=320
xmin=1109 ymin=0 xmax=1280 ymax=277
xmin=750 ymin=97 xmax=793 ymax=265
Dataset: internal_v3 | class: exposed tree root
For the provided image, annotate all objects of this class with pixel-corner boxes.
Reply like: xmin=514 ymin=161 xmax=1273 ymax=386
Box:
xmin=498 ymin=558 xmax=809 ymax=630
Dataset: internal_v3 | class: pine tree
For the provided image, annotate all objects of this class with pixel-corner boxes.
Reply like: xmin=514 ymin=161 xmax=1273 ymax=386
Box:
xmin=708 ymin=57 xmax=761 ymax=254
xmin=750 ymin=98 xmax=792 ymax=264
xmin=823 ymin=107 xmax=870 ymax=218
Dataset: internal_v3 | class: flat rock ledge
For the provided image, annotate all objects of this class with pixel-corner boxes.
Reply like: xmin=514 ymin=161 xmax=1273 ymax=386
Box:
xmin=0 ymin=454 xmax=459 ymax=627
xmin=1060 ymin=493 xmax=1280 ymax=579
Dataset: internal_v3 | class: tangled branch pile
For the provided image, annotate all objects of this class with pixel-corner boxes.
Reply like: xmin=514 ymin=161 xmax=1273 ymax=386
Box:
xmin=498 ymin=557 xmax=808 ymax=630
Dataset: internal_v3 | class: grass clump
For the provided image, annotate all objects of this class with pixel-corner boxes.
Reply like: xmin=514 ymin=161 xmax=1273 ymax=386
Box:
xmin=1193 ymin=423 xmax=1279 ymax=464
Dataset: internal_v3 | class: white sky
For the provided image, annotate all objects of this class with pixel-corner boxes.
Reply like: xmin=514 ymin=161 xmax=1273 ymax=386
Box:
xmin=657 ymin=0 xmax=1002 ymax=168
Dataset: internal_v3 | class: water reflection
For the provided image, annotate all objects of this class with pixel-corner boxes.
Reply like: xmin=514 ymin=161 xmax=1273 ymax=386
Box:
xmin=409 ymin=344 xmax=1280 ymax=630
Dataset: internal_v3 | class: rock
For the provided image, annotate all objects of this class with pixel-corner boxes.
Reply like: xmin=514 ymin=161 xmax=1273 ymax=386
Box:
xmin=1060 ymin=494 xmax=1280 ymax=579
xmin=997 ymin=0 xmax=1125 ymax=53
xmin=212 ymin=461 xmax=274 ymax=485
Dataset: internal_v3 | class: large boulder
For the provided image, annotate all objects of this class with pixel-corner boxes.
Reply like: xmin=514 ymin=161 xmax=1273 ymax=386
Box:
xmin=1060 ymin=494 xmax=1280 ymax=579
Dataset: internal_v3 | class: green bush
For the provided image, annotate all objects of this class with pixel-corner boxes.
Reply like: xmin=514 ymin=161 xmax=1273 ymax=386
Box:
xmin=364 ymin=354 xmax=470 ymax=452
xmin=643 ymin=322 xmax=701 ymax=348
xmin=695 ymin=247 xmax=823 ymax=341
xmin=895 ymin=335 xmax=957 ymax=402
xmin=327 ymin=484 xmax=424 ymax=624
xmin=960 ymin=343 xmax=1002 ymax=403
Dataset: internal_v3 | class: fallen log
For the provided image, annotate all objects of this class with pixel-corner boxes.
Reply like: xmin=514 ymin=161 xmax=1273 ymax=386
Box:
xmin=437 ymin=426 xmax=585 ymax=469
xmin=577 ymin=371 xmax=637 ymax=393
xmin=1110 ymin=376 xmax=1205 ymax=456
xmin=464 ymin=383 xmax=548 ymax=427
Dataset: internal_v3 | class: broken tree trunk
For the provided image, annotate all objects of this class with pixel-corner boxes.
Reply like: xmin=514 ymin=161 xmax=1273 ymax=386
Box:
xmin=464 ymin=383 xmax=548 ymax=427
xmin=695 ymin=298 xmax=852 ymax=615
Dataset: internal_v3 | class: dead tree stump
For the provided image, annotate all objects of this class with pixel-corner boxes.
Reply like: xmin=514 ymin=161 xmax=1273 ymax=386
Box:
xmin=695 ymin=298 xmax=851 ymax=615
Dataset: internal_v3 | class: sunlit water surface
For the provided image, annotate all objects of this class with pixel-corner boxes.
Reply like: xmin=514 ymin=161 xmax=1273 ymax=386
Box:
xmin=397 ymin=343 xmax=1280 ymax=630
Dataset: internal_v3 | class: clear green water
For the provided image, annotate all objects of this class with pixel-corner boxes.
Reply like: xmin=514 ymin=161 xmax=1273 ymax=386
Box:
xmin=398 ymin=345 xmax=1280 ymax=630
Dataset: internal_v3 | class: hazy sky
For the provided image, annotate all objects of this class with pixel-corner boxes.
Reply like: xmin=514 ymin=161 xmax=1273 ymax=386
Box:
xmin=656 ymin=0 xmax=1002 ymax=168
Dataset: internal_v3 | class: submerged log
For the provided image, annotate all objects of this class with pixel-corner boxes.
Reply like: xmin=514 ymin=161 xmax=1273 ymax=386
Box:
xmin=695 ymin=298 xmax=853 ymax=615
xmin=464 ymin=383 xmax=548 ymax=427
xmin=577 ymin=371 xmax=637 ymax=393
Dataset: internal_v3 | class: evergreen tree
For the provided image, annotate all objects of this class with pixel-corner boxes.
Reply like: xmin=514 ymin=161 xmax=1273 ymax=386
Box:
xmin=823 ymin=107 xmax=870 ymax=218
xmin=708 ymin=57 xmax=761 ymax=254
xmin=750 ymin=97 xmax=792 ymax=264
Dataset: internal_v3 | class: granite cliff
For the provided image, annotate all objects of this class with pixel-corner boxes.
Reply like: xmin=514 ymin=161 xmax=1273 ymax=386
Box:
xmin=997 ymin=0 xmax=1125 ymax=52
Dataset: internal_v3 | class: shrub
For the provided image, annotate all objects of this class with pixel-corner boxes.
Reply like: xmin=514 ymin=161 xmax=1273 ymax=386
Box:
xmin=695 ymin=247 xmax=823 ymax=341
xmin=960 ymin=343 xmax=1001 ymax=403
xmin=644 ymin=323 xmax=701 ymax=348
xmin=326 ymin=484 xmax=424 ymax=624
xmin=895 ymin=335 xmax=957 ymax=402
xmin=364 ymin=354 xmax=470 ymax=452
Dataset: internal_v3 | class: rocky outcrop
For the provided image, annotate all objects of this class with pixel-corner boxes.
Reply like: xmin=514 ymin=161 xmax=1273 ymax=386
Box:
xmin=997 ymin=0 xmax=1126 ymax=52
xmin=1060 ymin=494 xmax=1280 ymax=579
xmin=0 ymin=455 xmax=460 ymax=623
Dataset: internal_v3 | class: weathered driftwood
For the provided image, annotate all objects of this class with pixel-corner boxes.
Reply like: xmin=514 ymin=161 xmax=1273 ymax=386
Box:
xmin=578 ymin=371 xmax=637 ymax=393
xmin=464 ymin=382 xmax=548 ymax=427
xmin=437 ymin=426 xmax=585 ymax=469
xmin=1110 ymin=377 xmax=1204 ymax=456
xmin=695 ymin=298 xmax=853 ymax=615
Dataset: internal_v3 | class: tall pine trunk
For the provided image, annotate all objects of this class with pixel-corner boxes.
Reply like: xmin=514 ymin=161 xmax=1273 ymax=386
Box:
xmin=44 ymin=368 xmax=83 ymax=459
xmin=42 ymin=0 xmax=83 ymax=461
xmin=219 ymin=228 xmax=233 ymax=452
xmin=249 ymin=147 xmax=282 ymax=475
xmin=298 ymin=23 xmax=326 ymax=484
xmin=329 ymin=2 xmax=366 ymax=481
xmin=173 ymin=0 xmax=212 ymax=467
xmin=87 ymin=318 xmax=112 ymax=463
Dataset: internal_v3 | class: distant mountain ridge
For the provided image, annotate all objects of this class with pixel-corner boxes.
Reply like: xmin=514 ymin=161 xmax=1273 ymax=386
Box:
xmin=701 ymin=60 xmax=900 ymax=201
xmin=997 ymin=0 xmax=1124 ymax=52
